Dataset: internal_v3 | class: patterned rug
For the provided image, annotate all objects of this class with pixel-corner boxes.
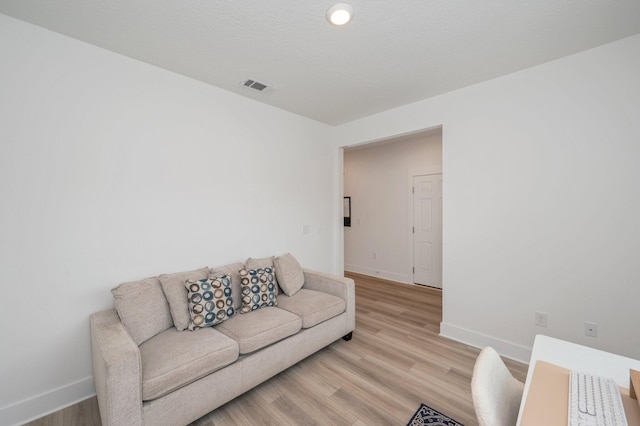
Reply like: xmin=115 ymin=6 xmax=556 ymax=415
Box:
xmin=406 ymin=403 xmax=464 ymax=426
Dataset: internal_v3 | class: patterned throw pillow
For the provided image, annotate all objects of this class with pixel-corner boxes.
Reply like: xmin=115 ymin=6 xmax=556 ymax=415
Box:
xmin=239 ymin=267 xmax=278 ymax=313
xmin=184 ymin=275 xmax=235 ymax=330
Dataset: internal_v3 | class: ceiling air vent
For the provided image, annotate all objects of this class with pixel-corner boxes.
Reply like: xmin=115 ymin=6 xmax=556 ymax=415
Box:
xmin=241 ymin=79 xmax=269 ymax=92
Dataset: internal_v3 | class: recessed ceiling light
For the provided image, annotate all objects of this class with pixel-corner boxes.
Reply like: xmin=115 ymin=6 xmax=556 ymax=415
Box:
xmin=326 ymin=3 xmax=353 ymax=26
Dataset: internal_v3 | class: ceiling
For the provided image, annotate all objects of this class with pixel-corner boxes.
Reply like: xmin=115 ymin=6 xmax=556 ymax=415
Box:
xmin=1 ymin=1 xmax=639 ymax=126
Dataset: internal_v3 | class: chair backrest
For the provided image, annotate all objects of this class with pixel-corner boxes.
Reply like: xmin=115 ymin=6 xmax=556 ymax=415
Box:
xmin=471 ymin=346 xmax=524 ymax=426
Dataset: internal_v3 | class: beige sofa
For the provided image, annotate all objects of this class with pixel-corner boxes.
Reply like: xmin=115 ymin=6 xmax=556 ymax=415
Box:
xmin=90 ymin=260 xmax=355 ymax=426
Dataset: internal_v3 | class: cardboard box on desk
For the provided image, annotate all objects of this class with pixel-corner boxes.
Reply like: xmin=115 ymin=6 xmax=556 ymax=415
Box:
xmin=520 ymin=361 xmax=640 ymax=425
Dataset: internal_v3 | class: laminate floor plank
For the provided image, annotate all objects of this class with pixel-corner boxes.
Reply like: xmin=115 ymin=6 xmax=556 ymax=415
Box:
xmin=24 ymin=272 xmax=528 ymax=426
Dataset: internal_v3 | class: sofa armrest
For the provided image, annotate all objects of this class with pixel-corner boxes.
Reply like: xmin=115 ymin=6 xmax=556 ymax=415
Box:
xmin=302 ymin=269 xmax=355 ymax=333
xmin=90 ymin=309 xmax=143 ymax=426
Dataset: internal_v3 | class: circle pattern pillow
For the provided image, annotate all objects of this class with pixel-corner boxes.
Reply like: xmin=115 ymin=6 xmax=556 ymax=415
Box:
xmin=239 ymin=267 xmax=277 ymax=313
xmin=184 ymin=274 xmax=235 ymax=330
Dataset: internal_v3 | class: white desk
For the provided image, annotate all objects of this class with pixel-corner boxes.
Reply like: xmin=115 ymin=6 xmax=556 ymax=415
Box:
xmin=516 ymin=335 xmax=640 ymax=425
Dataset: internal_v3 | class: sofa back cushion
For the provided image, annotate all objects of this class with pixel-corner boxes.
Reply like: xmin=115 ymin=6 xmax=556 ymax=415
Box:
xmin=159 ymin=267 xmax=210 ymax=331
xmin=111 ymin=277 xmax=173 ymax=345
xmin=209 ymin=262 xmax=245 ymax=310
xmin=245 ymin=256 xmax=275 ymax=270
xmin=273 ymin=253 xmax=305 ymax=296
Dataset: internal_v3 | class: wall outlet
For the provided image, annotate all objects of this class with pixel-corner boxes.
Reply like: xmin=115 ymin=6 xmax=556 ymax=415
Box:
xmin=585 ymin=322 xmax=598 ymax=337
xmin=534 ymin=311 xmax=548 ymax=328
xmin=372 ymin=252 xmax=377 ymax=260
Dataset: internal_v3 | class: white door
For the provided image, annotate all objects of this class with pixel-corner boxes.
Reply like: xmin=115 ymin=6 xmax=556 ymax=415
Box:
xmin=413 ymin=174 xmax=442 ymax=288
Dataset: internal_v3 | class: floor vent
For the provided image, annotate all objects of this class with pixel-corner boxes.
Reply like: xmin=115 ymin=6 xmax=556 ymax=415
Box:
xmin=242 ymin=79 xmax=269 ymax=92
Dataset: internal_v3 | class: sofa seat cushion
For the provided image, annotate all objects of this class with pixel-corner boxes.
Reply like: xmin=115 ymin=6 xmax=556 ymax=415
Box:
xmin=216 ymin=307 xmax=302 ymax=354
xmin=276 ymin=289 xmax=346 ymax=328
xmin=210 ymin=262 xmax=245 ymax=310
xmin=139 ymin=327 xmax=239 ymax=401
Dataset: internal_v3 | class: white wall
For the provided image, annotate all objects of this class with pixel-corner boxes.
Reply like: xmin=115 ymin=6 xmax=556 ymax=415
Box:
xmin=0 ymin=14 xmax=335 ymax=425
xmin=343 ymin=133 xmax=442 ymax=283
xmin=336 ymin=34 xmax=640 ymax=362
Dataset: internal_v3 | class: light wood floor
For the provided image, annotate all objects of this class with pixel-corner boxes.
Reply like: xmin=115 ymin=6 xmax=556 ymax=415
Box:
xmin=25 ymin=272 xmax=528 ymax=426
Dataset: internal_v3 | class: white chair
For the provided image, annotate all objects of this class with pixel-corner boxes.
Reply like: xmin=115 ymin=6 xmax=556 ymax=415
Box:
xmin=471 ymin=346 xmax=524 ymax=426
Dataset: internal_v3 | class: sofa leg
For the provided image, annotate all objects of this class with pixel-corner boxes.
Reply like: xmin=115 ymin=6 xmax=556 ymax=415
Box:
xmin=342 ymin=332 xmax=353 ymax=341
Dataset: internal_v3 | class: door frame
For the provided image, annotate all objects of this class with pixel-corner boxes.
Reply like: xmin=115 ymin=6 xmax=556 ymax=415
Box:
xmin=407 ymin=167 xmax=443 ymax=285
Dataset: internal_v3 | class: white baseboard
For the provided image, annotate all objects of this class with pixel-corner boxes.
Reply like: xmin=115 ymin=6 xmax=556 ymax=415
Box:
xmin=344 ymin=264 xmax=410 ymax=284
xmin=440 ymin=322 xmax=532 ymax=364
xmin=0 ymin=377 xmax=95 ymax=426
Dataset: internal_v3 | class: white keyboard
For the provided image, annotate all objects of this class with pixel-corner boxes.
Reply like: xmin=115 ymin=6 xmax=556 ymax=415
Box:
xmin=569 ymin=370 xmax=628 ymax=426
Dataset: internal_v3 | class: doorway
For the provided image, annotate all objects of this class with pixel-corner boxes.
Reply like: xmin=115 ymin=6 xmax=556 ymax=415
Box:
xmin=342 ymin=127 xmax=442 ymax=287
xmin=412 ymin=173 xmax=442 ymax=288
